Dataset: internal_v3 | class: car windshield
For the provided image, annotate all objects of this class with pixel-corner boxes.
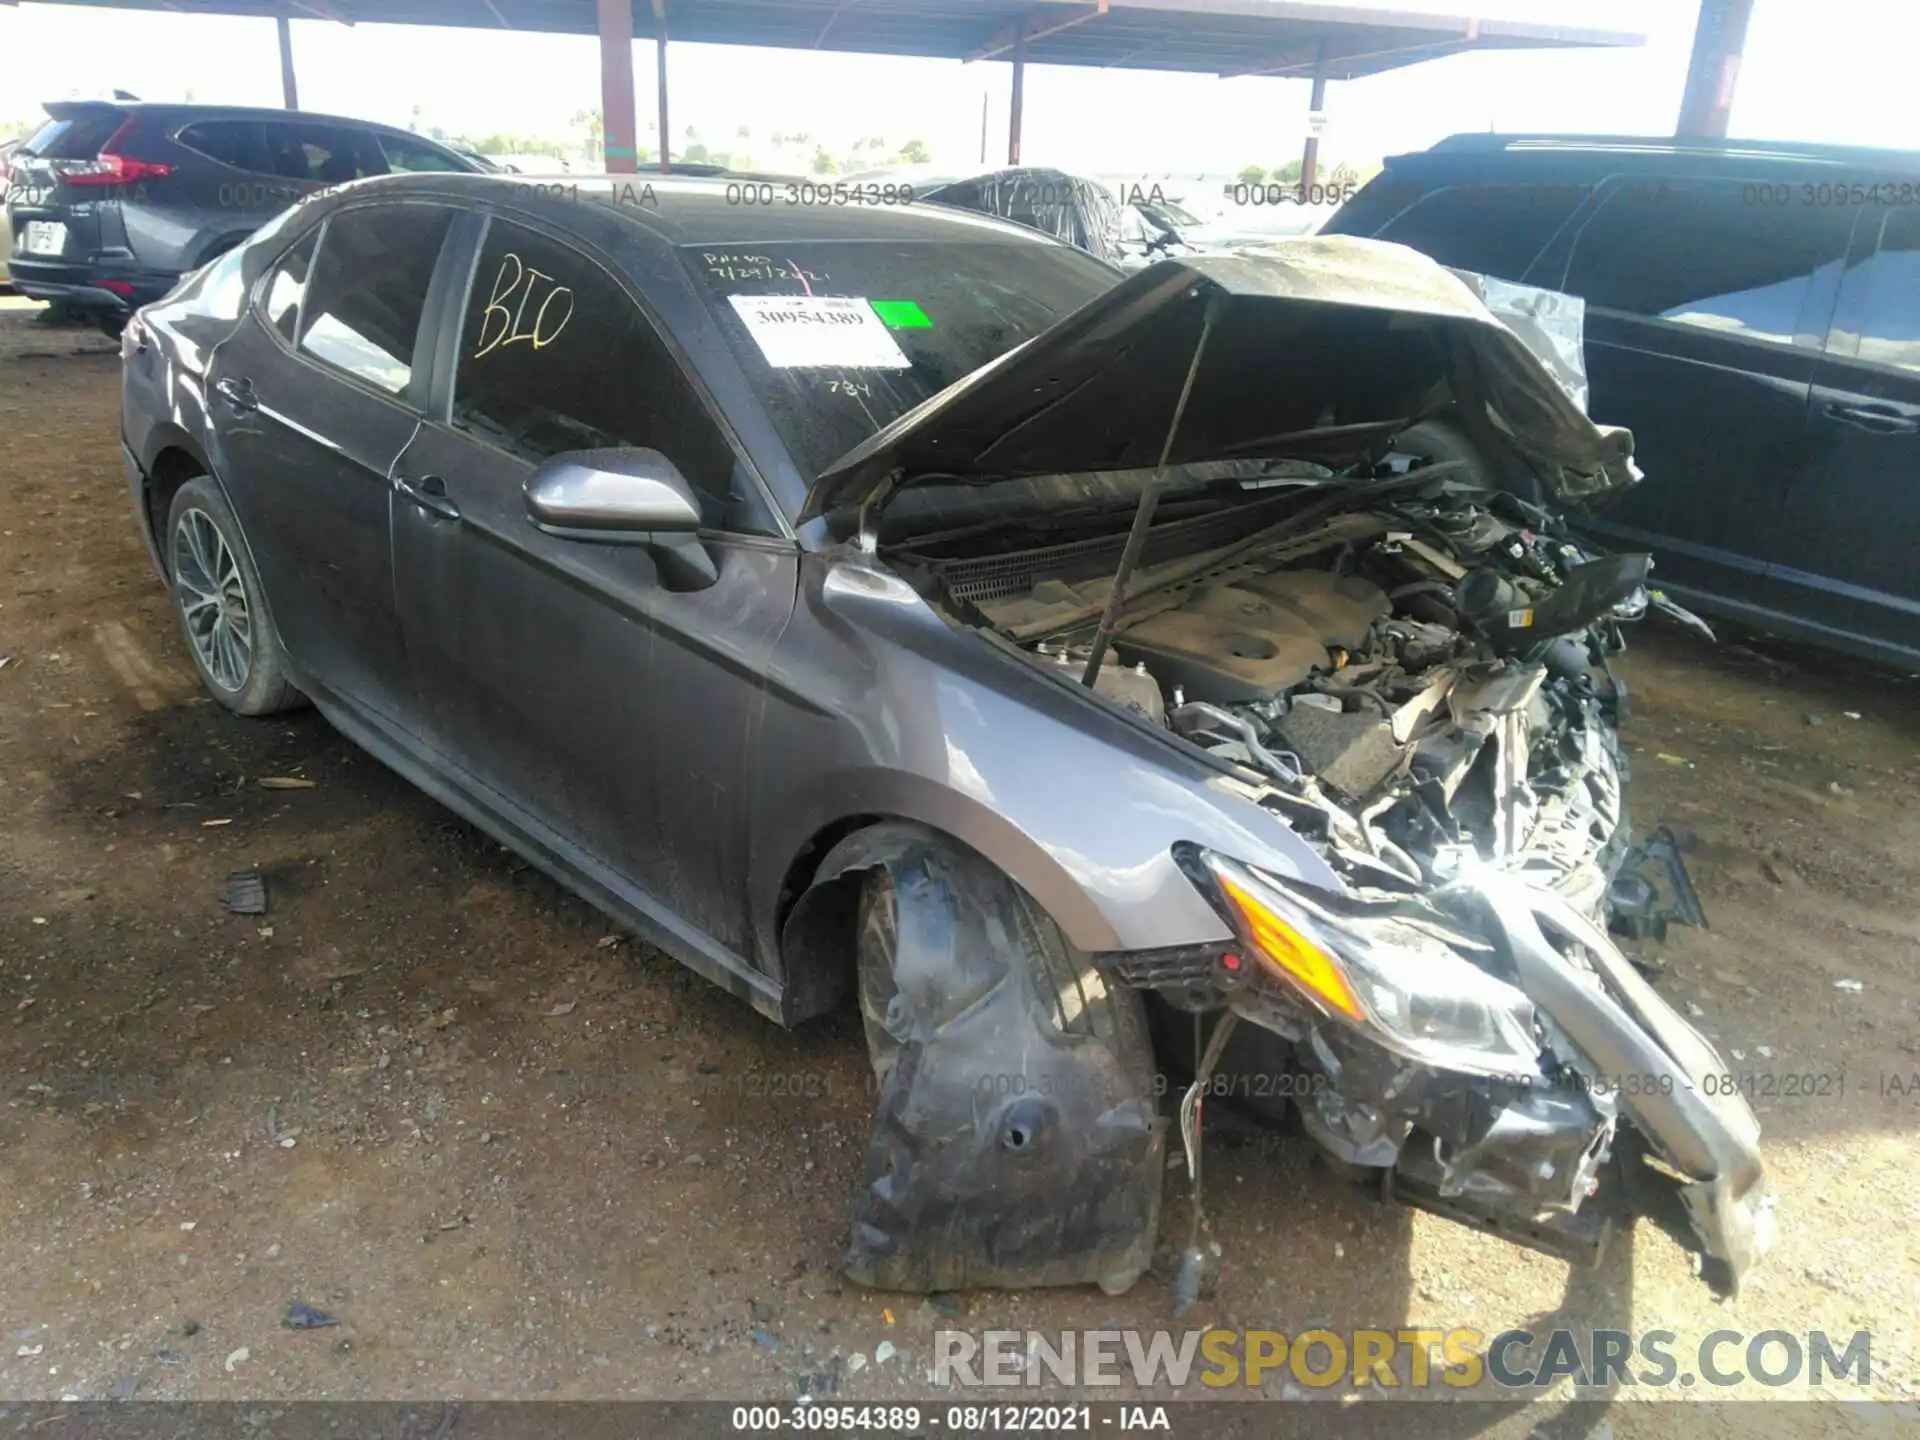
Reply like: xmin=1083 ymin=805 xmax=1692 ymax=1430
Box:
xmin=1140 ymin=199 xmax=1202 ymax=229
xmin=685 ymin=237 xmax=1120 ymax=486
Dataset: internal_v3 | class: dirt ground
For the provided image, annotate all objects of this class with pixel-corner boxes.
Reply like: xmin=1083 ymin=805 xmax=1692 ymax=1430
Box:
xmin=1 ymin=300 xmax=1917 ymax=1427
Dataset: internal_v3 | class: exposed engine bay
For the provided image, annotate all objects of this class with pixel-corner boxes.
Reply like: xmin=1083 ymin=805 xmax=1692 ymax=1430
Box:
xmin=901 ymin=463 xmax=1640 ymax=912
xmin=884 ymin=459 xmax=1768 ymax=1300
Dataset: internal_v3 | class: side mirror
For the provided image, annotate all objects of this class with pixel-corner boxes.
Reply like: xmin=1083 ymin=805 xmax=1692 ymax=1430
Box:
xmin=524 ymin=447 xmax=717 ymax=590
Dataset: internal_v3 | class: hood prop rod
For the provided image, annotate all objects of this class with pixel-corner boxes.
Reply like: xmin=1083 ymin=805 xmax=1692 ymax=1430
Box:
xmin=1078 ymin=289 xmax=1223 ymax=689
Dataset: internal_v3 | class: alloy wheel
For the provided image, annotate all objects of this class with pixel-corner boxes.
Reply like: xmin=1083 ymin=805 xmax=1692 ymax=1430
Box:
xmin=172 ymin=507 xmax=253 ymax=693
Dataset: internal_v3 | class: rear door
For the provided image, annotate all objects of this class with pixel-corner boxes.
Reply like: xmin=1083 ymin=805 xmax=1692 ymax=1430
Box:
xmin=390 ymin=212 xmax=798 ymax=959
xmin=207 ymin=200 xmax=459 ymax=728
xmin=1544 ymin=177 xmax=1856 ymax=616
xmin=1771 ymin=202 xmax=1920 ymax=662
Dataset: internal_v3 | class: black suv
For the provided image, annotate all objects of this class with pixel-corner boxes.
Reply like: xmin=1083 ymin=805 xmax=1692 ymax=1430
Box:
xmin=5 ymin=100 xmax=479 ymax=334
xmin=1324 ymin=134 xmax=1920 ymax=670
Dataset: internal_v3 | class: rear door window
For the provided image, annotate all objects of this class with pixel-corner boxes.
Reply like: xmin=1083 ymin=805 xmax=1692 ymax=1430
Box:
xmin=261 ymin=120 xmax=386 ymax=185
xmin=263 ymin=230 xmax=318 ymax=344
xmin=450 ymin=218 xmax=771 ymax=534
xmin=177 ymin=119 xmax=272 ymax=174
xmin=376 ymin=132 xmax=464 ymax=174
xmin=23 ymin=107 xmax=126 ymax=159
xmin=1372 ymin=183 xmax=1589 ymax=281
xmin=296 ymin=204 xmax=454 ymax=397
xmin=1563 ymin=179 xmax=1854 ymax=347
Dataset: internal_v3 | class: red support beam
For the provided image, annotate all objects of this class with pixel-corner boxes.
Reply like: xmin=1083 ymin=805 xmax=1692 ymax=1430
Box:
xmin=654 ymin=0 xmax=671 ymax=173
xmin=1676 ymin=0 xmax=1752 ymax=137
xmin=597 ymin=0 xmax=638 ymax=174
xmin=1299 ymin=39 xmax=1327 ymax=190
xmin=276 ymin=15 xmax=299 ymax=109
xmin=1008 ymin=29 xmax=1026 ymax=165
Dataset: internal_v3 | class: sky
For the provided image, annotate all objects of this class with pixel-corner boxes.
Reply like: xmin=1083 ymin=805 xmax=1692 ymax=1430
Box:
xmin=0 ymin=0 xmax=1912 ymax=180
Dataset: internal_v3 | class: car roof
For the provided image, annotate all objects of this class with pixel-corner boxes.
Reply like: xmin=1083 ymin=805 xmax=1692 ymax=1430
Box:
xmin=330 ymin=171 xmax=1094 ymax=250
xmin=44 ymin=98 xmax=430 ymax=139
xmin=1389 ymin=132 xmax=1920 ymax=177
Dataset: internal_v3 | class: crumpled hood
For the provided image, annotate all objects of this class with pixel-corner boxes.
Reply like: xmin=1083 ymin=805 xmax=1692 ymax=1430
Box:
xmin=800 ymin=236 xmax=1639 ymax=524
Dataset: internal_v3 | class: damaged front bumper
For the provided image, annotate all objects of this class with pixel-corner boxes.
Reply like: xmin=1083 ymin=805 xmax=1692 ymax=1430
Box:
xmin=1111 ymin=849 xmax=1773 ymax=1298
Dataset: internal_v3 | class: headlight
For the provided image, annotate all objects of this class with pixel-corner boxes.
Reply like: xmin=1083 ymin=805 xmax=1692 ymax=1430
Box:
xmin=1191 ymin=849 xmax=1544 ymax=1080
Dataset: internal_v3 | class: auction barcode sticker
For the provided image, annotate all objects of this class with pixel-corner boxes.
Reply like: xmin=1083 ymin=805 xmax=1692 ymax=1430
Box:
xmin=728 ymin=295 xmax=911 ymax=369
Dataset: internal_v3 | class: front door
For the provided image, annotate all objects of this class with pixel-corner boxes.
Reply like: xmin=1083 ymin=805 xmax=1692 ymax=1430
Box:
xmin=1771 ymin=203 xmax=1920 ymax=663
xmin=1547 ymin=177 xmax=1855 ymax=617
xmin=207 ymin=201 xmax=458 ymax=724
xmin=390 ymin=213 xmax=798 ymax=961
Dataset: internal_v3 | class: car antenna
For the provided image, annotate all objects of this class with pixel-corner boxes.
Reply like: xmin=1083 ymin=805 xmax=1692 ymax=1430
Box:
xmin=1078 ymin=286 xmax=1223 ymax=689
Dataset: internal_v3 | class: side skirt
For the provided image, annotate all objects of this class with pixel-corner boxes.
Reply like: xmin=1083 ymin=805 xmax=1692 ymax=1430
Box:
xmin=306 ymin=682 xmax=789 ymax=1025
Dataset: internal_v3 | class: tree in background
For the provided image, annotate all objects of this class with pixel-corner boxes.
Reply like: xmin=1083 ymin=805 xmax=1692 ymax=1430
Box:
xmin=1237 ymin=163 xmax=1266 ymax=184
xmin=811 ymin=146 xmax=839 ymax=174
xmin=571 ymin=106 xmax=603 ymax=163
xmin=896 ymin=137 xmax=931 ymax=164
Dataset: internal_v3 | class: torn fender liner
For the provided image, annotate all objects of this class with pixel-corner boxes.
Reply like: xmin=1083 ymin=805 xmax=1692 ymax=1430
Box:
xmin=815 ymin=824 xmax=1165 ymax=1293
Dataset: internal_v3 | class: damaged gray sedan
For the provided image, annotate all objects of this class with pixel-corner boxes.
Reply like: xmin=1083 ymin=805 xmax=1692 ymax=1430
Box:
xmin=121 ymin=178 xmax=1770 ymax=1308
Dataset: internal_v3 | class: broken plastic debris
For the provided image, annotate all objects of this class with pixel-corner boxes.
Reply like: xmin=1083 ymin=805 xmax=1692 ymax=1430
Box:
xmin=223 ymin=1347 xmax=249 ymax=1372
xmin=257 ymin=776 xmax=317 ymax=790
xmin=283 ymin=1301 xmax=339 ymax=1330
xmin=218 ymin=871 xmax=268 ymax=916
xmin=874 ymin=1340 xmax=897 ymax=1365
xmin=1655 ymin=752 xmax=1689 ymax=766
xmin=1834 ymin=979 xmax=1864 ymax=993
xmin=546 ymin=1001 xmax=576 ymax=1017
xmin=1843 ymin=711 xmax=1862 ymax=720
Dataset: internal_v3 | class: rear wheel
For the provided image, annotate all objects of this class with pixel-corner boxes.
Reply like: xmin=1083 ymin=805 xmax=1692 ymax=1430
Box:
xmin=165 ymin=476 xmax=305 ymax=716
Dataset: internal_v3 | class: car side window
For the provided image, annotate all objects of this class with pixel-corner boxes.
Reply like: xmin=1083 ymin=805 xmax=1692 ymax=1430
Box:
xmin=1564 ymin=180 xmax=1853 ymax=348
xmin=262 ymin=230 xmax=317 ymax=343
xmin=1374 ymin=183 xmax=1587 ymax=281
xmin=295 ymin=205 xmax=453 ymax=397
xmin=451 ymin=219 xmax=775 ymax=535
xmin=1831 ymin=208 xmax=1920 ymax=374
xmin=261 ymin=121 xmax=384 ymax=185
xmin=176 ymin=120 xmax=271 ymax=175
xmin=378 ymin=132 xmax=462 ymax=175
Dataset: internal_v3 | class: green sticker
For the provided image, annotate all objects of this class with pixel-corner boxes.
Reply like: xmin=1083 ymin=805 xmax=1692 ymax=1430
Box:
xmin=870 ymin=299 xmax=932 ymax=329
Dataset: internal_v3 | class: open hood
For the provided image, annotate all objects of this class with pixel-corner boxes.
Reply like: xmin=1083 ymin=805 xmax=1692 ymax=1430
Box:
xmin=799 ymin=237 xmax=1638 ymax=524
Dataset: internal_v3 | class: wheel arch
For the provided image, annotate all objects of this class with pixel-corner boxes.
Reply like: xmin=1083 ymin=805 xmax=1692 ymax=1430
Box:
xmin=774 ymin=798 xmax=1118 ymax=1026
xmin=141 ymin=434 xmax=214 ymax=573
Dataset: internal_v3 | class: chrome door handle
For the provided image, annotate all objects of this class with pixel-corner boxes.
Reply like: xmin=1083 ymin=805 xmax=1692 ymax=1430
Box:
xmin=396 ymin=471 xmax=459 ymax=521
xmin=1823 ymin=401 xmax=1919 ymax=435
xmin=212 ymin=376 xmax=256 ymax=413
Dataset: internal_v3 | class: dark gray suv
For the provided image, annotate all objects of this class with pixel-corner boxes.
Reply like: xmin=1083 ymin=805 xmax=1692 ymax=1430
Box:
xmin=5 ymin=100 xmax=478 ymax=334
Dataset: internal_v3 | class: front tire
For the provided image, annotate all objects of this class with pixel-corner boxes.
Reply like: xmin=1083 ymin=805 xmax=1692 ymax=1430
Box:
xmin=165 ymin=475 xmax=305 ymax=716
xmin=845 ymin=831 xmax=1164 ymax=1294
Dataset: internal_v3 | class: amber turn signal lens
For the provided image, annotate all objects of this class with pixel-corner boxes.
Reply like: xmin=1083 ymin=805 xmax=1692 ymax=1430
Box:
xmin=1216 ymin=872 xmax=1366 ymax=1022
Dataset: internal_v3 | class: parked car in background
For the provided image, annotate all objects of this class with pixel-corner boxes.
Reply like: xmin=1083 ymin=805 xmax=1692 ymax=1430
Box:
xmin=1324 ymin=133 xmax=1920 ymax=669
xmin=5 ymin=100 xmax=481 ymax=335
xmin=0 ymin=137 xmax=19 ymax=291
xmin=849 ymin=164 xmax=1203 ymax=268
xmin=120 ymin=175 xmax=1769 ymax=1300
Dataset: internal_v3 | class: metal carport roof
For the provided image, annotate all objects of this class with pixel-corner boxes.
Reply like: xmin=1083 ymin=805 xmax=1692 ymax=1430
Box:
xmin=6 ymin=0 xmax=1643 ymax=80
